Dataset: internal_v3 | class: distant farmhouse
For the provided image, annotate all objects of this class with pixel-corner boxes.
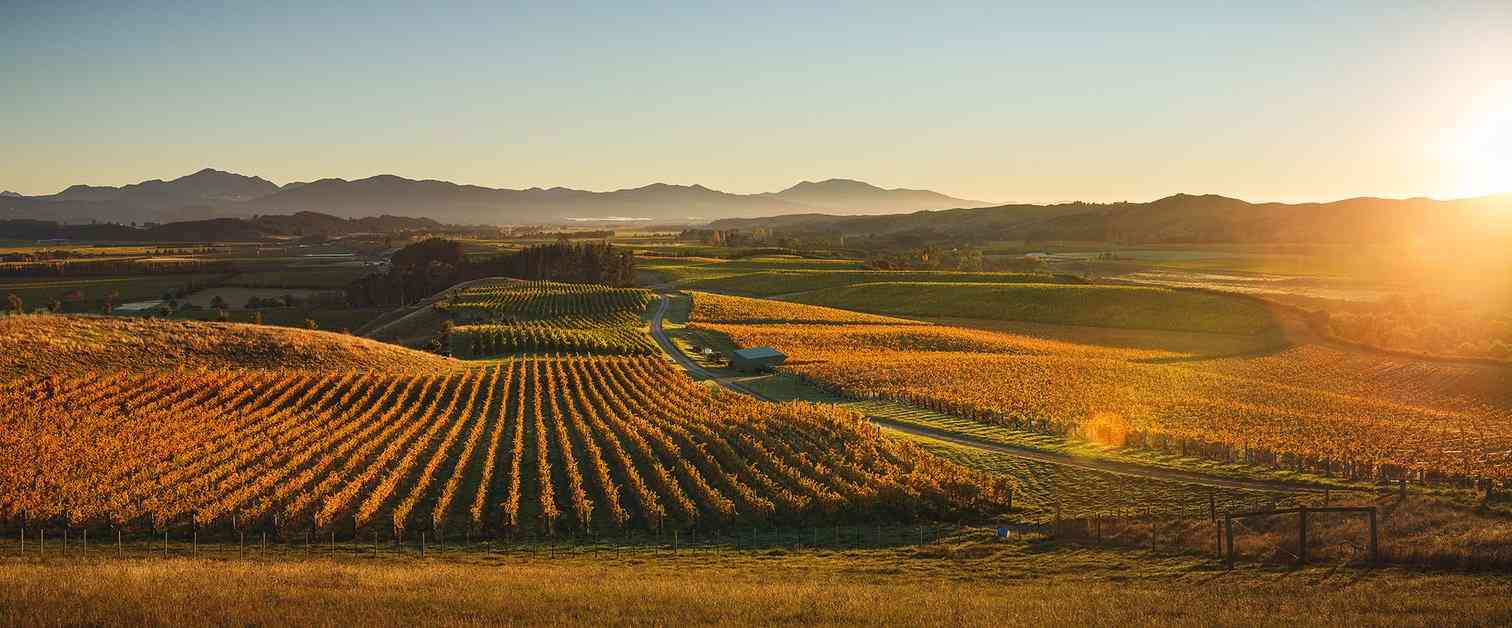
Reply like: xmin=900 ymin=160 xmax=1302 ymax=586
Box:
xmin=730 ymin=346 xmax=785 ymax=373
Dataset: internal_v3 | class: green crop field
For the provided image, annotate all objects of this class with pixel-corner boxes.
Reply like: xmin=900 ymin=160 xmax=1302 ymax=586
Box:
xmin=0 ymin=274 xmax=226 ymax=310
xmin=785 ymin=281 xmax=1281 ymax=335
xmin=683 ymin=270 xmax=1075 ymax=297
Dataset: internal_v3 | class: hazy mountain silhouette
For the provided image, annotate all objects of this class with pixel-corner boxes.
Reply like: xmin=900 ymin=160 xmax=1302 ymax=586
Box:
xmin=48 ymin=168 xmax=279 ymax=207
xmin=0 ymin=211 xmax=445 ymax=242
xmin=709 ymin=192 xmax=1512 ymax=246
xmin=766 ymin=179 xmax=994 ymax=212
xmin=0 ymin=170 xmax=987 ymax=224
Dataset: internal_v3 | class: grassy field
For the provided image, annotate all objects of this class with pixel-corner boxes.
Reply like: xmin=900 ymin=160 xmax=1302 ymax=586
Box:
xmin=0 ymin=274 xmax=224 ymax=310
xmin=226 ymin=267 xmax=370 ymax=289
xmin=5 ymin=542 xmax=1512 ymax=626
xmin=786 ymin=281 xmax=1281 ymax=335
xmin=176 ymin=306 xmax=389 ymax=333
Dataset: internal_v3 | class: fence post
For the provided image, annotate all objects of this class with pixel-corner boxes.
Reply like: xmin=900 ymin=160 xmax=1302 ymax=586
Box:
xmin=1368 ymin=508 xmax=1378 ymax=564
xmin=1297 ymin=507 xmax=1308 ymax=566
xmin=1398 ymin=479 xmax=1406 ymax=500
xmin=1224 ymin=515 xmax=1234 ymax=569
xmin=1214 ymin=520 xmax=1221 ymax=559
xmin=1208 ymin=493 xmax=1216 ymax=522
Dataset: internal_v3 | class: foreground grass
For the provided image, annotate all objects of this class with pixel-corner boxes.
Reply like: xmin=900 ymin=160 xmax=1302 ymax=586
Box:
xmin=3 ymin=541 xmax=1510 ymax=626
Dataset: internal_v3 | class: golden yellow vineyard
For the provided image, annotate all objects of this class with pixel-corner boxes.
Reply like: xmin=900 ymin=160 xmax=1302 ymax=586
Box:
xmin=0 ymin=357 xmax=1011 ymax=534
xmin=690 ymin=294 xmax=1512 ymax=481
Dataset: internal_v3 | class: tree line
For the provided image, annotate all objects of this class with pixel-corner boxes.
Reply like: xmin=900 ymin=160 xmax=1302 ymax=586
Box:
xmin=346 ymin=239 xmax=637 ymax=308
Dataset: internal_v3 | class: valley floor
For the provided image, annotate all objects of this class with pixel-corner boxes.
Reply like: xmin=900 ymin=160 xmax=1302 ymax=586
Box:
xmin=4 ymin=541 xmax=1510 ymax=627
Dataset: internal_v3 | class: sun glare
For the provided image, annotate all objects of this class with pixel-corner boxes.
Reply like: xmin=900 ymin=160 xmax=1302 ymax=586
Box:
xmin=1449 ymin=84 xmax=1512 ymax=197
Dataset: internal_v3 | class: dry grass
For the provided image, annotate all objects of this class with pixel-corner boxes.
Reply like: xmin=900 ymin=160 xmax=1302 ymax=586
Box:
xmin=2 ymin=548 xmax=1510 ymax=627
xmin=0 ymin=314 xmax=455 ymax=376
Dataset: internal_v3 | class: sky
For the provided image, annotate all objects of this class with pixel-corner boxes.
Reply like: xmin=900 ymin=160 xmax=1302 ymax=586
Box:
xmin=3 ymin=1 xmax=1510 ymax=204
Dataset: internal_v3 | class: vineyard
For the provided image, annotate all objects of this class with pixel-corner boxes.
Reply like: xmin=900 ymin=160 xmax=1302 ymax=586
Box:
xmin=695 ymin=322 xmax=1161 ymax=362
xmin=437 ymin=278 xmax=652 ymax=324
xmin=451 ymin=325 xmax=658 ymax=357
xmin=0 ymin=314 xmax=456 ymax=376
xmin=436 ymin=279 xmax=658 ymax=358
xmin=685 ymin=292 xmax=1512 ymax=484
xmin=0 ymin=357 xmax=1013 ymax=536
xmin=787 ymin=351 xmax=1512 ymax=481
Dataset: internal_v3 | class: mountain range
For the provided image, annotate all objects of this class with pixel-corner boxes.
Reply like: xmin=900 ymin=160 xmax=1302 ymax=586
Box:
xmin=709 ymin=192 xmax=1512 ymax=248
xmin=0 ymin=169 xmax=994 ymax=225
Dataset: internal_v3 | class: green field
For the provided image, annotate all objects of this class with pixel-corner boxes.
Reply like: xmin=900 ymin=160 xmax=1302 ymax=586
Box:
xmin=786 ymin=282 xmax=1280 ymax=335
xmin=637 ymin=255 xmax=866 ymax=286
xmin=683 ymin=270 xmax=1075 ymax=297
xmin=174 ymin=306 xmax=388 ymax=332
xmin=0 ymin=274 xmax=225 ymax=310
xmin=226 ymin=267 xmax=369 ymax=289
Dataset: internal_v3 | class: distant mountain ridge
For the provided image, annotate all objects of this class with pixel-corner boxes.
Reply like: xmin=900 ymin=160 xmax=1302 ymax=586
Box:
xmin=708 ymin=192 xmax=1512 ymax=247
xmin=0 ymin=170 xmax=992 ymax=225
xmin=764 ymin=179 xmax=988 ymax=213
xmin=0 ymin=211 xmax=445 ymax=242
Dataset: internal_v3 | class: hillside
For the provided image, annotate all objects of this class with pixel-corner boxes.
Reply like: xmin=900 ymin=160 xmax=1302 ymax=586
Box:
xmin=0 ymin=315 xmax=455 ymax=376
xmin=0 ymin=211 xmax=445 ymax=242
xmin=709 ymin=193 xmax=1512 ymax=247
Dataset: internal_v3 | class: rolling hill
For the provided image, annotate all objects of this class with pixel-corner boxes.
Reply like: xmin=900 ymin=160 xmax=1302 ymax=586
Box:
xmin=0 ymin=315 xmax=457 ymax=376
xmin=710 ymin=192 xmax=1512 ymax=247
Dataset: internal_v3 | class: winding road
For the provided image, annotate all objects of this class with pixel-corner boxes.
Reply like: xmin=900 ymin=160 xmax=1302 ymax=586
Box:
xmin=649 ymin=292 xmax=1329 ymax=495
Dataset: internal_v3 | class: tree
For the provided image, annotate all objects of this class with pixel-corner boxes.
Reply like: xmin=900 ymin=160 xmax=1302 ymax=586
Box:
xmin=210 ymin=295 xmax=228 ymax=310
xmin=305 ymin=318 xmax=318 ymax=330
xmin=5 ymin=292 xmax=21 ymax=314
xmin=253 ymin=311 xmax=264 ymax=325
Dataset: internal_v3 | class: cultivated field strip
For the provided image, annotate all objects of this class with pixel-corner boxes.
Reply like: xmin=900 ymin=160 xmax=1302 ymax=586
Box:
xmin=455 ymin=325 xmax=658 ymax=357
xmin=444 ymin=279 xmax=658 ymax=357
xmin=0 ymin=357 xmax=1012 ymax=535
xmin=438 ymin=278 xmax=653 ymax=325
xmin=786 ymin=351 xmax=1512 ymax=480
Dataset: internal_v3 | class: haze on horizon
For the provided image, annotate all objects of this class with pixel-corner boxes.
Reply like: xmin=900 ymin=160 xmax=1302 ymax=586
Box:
xmin=3 ymin=1 xmax=1509 ymax=205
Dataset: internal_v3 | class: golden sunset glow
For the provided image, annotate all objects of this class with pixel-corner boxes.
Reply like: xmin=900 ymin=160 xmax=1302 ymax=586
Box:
xmin=1448 ymin=82 xmax=1512 ymax=198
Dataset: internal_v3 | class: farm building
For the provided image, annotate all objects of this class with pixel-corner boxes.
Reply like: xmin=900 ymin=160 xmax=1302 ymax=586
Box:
xmin=730 ymin=346 xmax=786 ymax=372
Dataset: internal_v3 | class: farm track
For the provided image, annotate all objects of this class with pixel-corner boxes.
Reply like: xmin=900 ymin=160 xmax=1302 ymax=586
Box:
xmin=649 ymin=292 xmax=1323 ymax=496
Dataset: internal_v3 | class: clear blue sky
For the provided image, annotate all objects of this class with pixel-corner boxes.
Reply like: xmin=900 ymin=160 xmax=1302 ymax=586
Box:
xmin=3 ymin=1 xmax=1509 ymax=202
